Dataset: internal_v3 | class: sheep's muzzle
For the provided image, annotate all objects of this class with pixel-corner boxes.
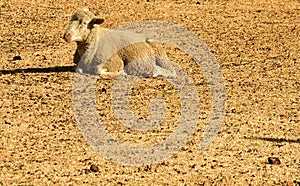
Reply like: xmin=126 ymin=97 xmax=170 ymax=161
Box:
xmin=63 ymin=32 xmax=72 ymax=43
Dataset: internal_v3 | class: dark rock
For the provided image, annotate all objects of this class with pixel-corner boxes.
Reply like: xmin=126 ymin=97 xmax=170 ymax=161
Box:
xmin=13 ymin=55 xmax=22 ymax=61
xmin=267 ymin=157 xmax=281 ymax=165
xmin=90 ymin=164 xmax=99 ymax=172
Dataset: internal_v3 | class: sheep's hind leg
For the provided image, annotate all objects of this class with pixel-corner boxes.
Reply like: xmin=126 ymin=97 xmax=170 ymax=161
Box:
xmin=153 ymin=57 xmax=177 ymax=78
xmin=153 ymin=65 xmax=177 ymax=78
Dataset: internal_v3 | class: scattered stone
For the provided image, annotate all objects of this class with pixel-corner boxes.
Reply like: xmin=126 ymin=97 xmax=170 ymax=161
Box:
xmin=90 ymin=164 xmax=99 ymax=172
xmin=12 ymin=55 xmax=22 ymax=61
xmin=293 ymin=180 xmax=300 ymax=186
xmin=84 ymin=169 xmax=90 ymax=174
xmin=267 ymin=157 xmax=281 ymax=165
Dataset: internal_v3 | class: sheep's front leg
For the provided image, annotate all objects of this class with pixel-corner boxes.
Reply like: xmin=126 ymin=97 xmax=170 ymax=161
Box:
xmin=95 ymin=67 xmax=119 ymax=76
xmin=95 ymin=63 xmax=126 ymax=76
xmin=95 ymin=55 xmax=126 ymax=76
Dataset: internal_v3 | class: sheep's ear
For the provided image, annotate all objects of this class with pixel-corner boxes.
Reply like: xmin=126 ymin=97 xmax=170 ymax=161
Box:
xmin=92 ymin=18 xmax=104 ymax=25
xmin=90 ymin=18 xmax=104 ymax=26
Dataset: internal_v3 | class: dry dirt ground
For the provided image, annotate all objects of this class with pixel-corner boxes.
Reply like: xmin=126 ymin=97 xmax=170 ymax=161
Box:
xmin=0 ymin=0 xmax=299 ymax=185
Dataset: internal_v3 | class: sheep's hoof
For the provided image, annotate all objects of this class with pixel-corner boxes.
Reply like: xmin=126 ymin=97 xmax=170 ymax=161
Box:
xmin=118 ymin=70 xmax=128 ymax=76
xmin=76 ymin=68 xmax=83 ymax=74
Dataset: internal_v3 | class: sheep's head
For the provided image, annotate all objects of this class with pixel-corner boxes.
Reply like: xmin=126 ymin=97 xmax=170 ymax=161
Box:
xmin=64 ymin=8 xmax=104 ymax=43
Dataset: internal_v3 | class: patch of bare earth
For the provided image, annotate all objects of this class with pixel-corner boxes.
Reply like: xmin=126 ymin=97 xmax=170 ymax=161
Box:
xmin=0 ymin=0 xmax=299 ymax=185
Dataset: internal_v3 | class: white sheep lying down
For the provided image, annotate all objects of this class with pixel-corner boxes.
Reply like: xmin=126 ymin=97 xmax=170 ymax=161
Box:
xmin=64 ymin=8 xmax=176 ymax=78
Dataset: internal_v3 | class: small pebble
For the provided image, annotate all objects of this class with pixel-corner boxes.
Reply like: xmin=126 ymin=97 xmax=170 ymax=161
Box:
xmin=267 ymin=157 xmax=281 ymax=165
xmin=90 ymin=164 xmax=99 ymax=172
xmin=13 ymin=55 xmax=22 ymax=61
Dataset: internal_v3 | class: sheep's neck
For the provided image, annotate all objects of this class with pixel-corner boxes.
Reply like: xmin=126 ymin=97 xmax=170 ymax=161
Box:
xmin=76 ymin=41 xmax=89 ymax=50
xmin=76 ymin=27 xmax=110 ymax=57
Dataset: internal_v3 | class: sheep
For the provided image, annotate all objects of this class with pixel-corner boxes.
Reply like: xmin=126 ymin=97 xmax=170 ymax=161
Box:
xmin=63 ymin=8 xmax=176 ymax=78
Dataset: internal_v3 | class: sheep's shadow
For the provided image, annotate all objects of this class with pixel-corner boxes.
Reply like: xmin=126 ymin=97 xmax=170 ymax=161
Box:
xmin=0 ymin=65 xmax=75 ymax=75
xmin=244 ymin=136 xmax=300 ymax=144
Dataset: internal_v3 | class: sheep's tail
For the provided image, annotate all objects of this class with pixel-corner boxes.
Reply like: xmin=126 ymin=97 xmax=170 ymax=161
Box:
xmin=145 ymin=38 xmax=168 ymax=58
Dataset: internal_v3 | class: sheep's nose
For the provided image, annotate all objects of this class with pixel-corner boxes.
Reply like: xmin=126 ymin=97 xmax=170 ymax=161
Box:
xmin=64 ymin=33 xmax=72 ymax=43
